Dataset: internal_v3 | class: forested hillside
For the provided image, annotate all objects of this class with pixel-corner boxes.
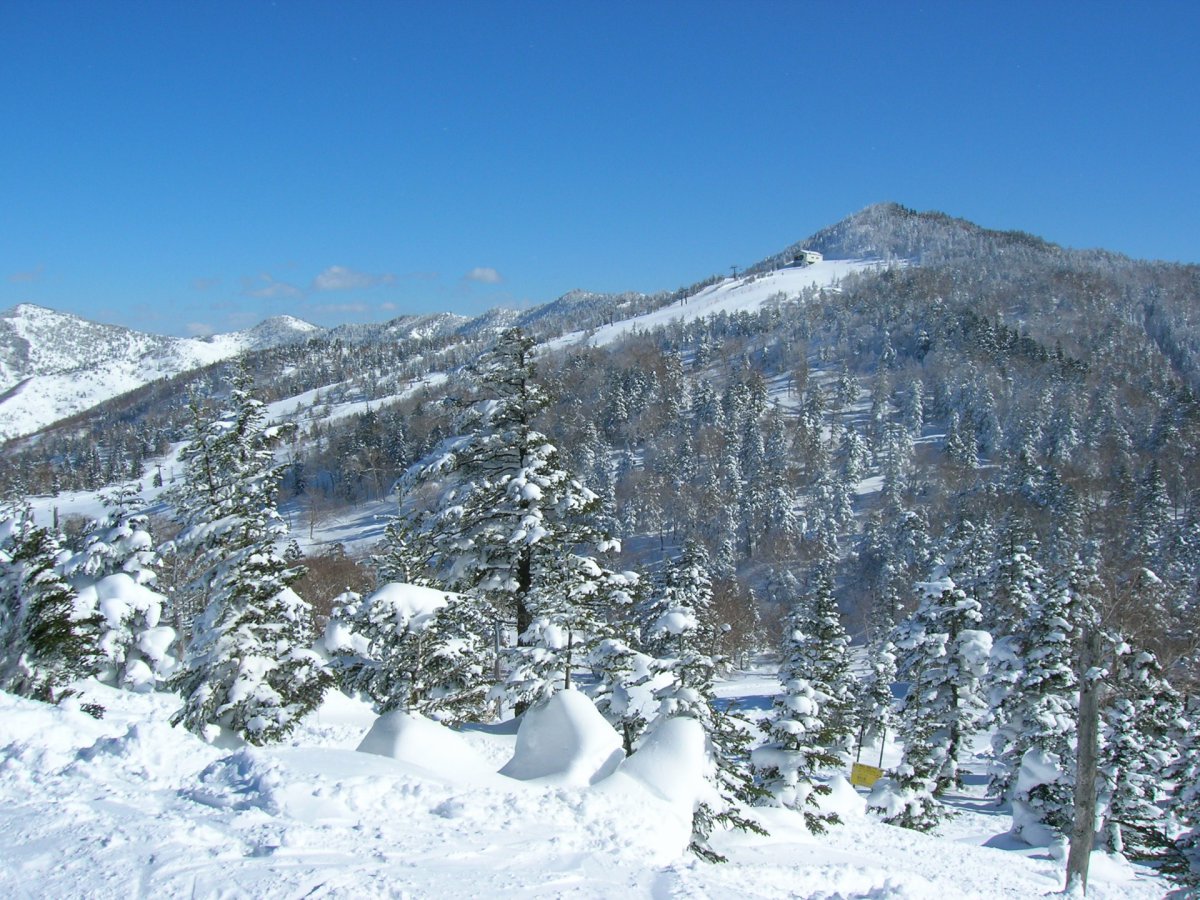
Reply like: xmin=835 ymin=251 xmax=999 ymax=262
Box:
xmin=4 ymin=204 xmax=1199 ymax=680
xmin=3 ymin=203 xmax=1200 ymax=886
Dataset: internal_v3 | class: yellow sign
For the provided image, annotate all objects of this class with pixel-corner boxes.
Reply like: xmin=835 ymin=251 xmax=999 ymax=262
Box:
xmin=850 ymin=762 xmax=884 ymax=788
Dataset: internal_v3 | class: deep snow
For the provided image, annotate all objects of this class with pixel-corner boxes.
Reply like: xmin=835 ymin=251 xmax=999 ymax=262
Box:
xmin=0 ymin=673 xmax=1168 ymax=899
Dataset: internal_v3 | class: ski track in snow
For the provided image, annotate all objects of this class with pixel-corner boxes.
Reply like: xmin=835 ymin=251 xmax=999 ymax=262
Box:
xmin=0 ymin=677 xmax=1167 ymax=900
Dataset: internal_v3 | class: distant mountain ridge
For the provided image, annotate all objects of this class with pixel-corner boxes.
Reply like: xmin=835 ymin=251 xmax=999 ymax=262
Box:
xmin=0 ymin=305 xmax=321 ymax=440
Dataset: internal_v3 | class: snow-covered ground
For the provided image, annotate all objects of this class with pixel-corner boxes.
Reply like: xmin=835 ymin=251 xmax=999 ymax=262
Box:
xmin=0 ymin=672 xmax=1168 ymax=899
xmin=546 ymin=259 xmax=883 ymax=352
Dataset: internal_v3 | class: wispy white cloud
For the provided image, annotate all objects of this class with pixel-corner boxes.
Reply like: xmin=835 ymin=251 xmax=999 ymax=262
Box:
xmin=379 ymin=301 xmax=398 ymax=312
xmin=313 ymin=265 xmax=395 ymax=292
xmin=464 ymin=266 xmax=503 ymax=284
xmin=242 ymin=273 xmax=302 ymax=299
xmin=186 ymin=322 xmax=215 ymax=336
xmin=192 ymin=276 xmax=220 ymax=292
xmin=8 ymin=265 xmax=44 ymax=283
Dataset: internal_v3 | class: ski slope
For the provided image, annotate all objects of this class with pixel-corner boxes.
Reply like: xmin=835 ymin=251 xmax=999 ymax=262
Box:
xmin=547 ymin=259 xmax=884 ymax=352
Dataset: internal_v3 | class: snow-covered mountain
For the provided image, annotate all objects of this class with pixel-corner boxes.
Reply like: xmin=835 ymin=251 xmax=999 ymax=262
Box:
xmin=0 ymin=305 xmax=320 ymax=440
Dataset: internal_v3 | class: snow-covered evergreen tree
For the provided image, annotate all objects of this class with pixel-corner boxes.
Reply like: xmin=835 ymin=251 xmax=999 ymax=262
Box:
xmin=168 ymin=373 xmax=329 ymax=744
xmin=1167 ymin=695 xmax=1200 ymax=887
xmin=1098 ymin=640 xmax=1178 ymax=860
xmin=752 ymin=560 xmax=847 ymax=833
xmin=872 ymin=576 xmax=991 ymax=831
xmin=985 ymin=533 xmax=1044 ymax=641
xmin=393 ymin=328 xmax=612 ymax=708
xmin=642 ymin=541 xmax=766 ymax=861
xmin=592 ymin=635 xmax=657 ymax=755
xmin=1001 ymin=563 xmax=1086 ymax=845
xmin=326 ymin=583 xmax=492 ymax=723
xmin=0 ymin=508 xmax=102 ymax=706
xmin=638 ymin=540 xmax=720 ymax=664
xmin=986 ymin=544 xmax=1064 ymax=803
xmin=62 ymin=486 xmax=175 ymax=690
xmin=855 ymin=634 xmax=898 ymax=761
xmin=792 ymin=551 xmax=858 ymax=757
xmin=372 ymin=519 xmax=427 ymax=586
xmin=502 ymin=554 xmax=633 ymax=711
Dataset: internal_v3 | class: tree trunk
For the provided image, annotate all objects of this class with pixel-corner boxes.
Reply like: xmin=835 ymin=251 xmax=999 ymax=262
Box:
xmin=513 ymin=547 xmax=533 ymax=717
xmin=1066 ymin=625 xmax=1103 ymax=895
xmin=516 ymin=548 xmax=532 ymax=642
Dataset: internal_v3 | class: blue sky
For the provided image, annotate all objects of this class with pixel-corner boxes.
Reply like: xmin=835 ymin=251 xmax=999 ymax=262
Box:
xmin=2 ymin=1 xmax=1197 ymax=337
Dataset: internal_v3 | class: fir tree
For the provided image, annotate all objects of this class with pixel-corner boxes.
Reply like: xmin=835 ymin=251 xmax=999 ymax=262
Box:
xmin=63 ymin=486 xmax=175 ymax=690
xmin=792 ymin=552 xmax=858 ymax=758
xmin=1000 ymin=563 xmax=1084 ymax=845
xmin=393 ymin=329 xmax=611 ymax=708
xmin=168 ymin=373 xmax=329 ymax=744
xmin=985 ymin=541 xmax=1056 ymax=803
xmin=642 ymin=541 xmax=766 ymax=861
xmin=0 ymin=509 xmax=103 ymax=706
xmin=752 ymin=563 xmax=846 ymax=833
xmin=873 ymin=576 xmax=991 ymax=831
xmin=327 ymin=584 xmax=492 ymax=723
xmin=855 ymin=634 xmax=898 ymax=762
xmin=502 ymin=554 xmax=633 ymax=711
xmin=591 ymin=635 xmax=656 ymax=755
xmin=1167 ymin=695 xmax=1200 ymax=887
xmin=1098 ymin=640 xmax=1178 ymax=860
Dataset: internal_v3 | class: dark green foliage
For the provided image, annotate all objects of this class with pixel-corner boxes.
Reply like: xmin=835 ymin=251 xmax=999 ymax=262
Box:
xmin=0 ymin=512 xmax=102 ymax=705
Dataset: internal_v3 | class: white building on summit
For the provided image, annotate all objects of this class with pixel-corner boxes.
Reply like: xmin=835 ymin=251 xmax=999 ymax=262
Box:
xmin=790 ymin=249 xmax=824 ymax=266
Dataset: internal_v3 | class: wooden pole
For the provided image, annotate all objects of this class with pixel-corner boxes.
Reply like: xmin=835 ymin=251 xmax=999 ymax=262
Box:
xmin=1065 ymin=625 xmax=1103 ymax=895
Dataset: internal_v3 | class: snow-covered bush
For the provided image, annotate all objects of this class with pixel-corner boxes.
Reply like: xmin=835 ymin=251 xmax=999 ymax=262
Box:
xmin=326 ymin=582 xmax=491 ymax=723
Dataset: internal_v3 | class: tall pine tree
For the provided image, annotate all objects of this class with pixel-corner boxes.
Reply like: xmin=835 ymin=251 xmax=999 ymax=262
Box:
xmin=168 ymin=373 xmax=329 ymax=744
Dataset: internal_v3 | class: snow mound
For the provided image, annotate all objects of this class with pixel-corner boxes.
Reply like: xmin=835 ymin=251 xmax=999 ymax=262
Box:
xmin=592 ymin=716 xmax=710 ymax=861
xmin=614 ymin=715 xmax=708 ymax=809
xmin=357 ymin=710 xmax=496 ymax=782
xmin=822 ymin=773 xmax=868 ymax=821
xmin=499 ymin=688 xmax=625 ymax=786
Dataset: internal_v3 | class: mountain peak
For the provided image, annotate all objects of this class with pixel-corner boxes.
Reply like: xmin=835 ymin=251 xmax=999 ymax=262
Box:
xmin=241 ymin=315 xmax=322 ymax=346
xmin=745 ymin=203 xmax=1066 ymax=276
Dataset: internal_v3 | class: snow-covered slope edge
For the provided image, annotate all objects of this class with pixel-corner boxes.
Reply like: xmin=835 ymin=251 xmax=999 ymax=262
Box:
xmin=0 ymin=305 xmax=320 ymax=440
xmin=545 ymin=259 xmax=883 ymax=352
